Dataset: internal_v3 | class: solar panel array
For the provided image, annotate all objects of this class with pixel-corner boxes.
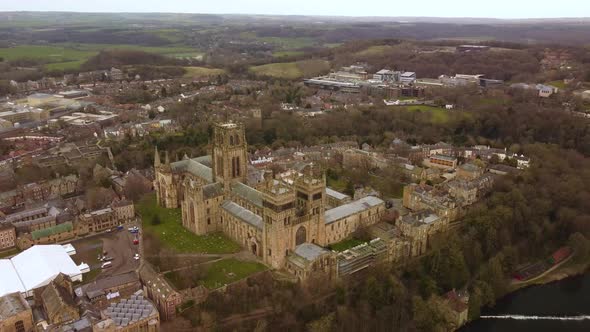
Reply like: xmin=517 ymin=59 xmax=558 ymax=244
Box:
xmin=104 ymin=294 xmax=155 ymax=326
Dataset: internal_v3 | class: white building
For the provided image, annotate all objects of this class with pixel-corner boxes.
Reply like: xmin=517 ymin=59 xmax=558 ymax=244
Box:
xmin=0 ymin=245 xmax=86 ymax=298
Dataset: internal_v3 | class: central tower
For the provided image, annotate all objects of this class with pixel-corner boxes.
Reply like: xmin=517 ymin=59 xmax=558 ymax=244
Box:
xmin=212 ymin=122 xmax=248 ymax=191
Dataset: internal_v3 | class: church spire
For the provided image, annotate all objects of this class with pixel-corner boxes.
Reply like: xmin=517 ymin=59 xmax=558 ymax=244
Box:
xmin=154 ymin=146 xmax=161 ymax=167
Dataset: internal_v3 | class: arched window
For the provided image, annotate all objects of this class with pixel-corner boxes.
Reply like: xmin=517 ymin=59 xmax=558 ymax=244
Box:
xmin=15 ymin=321 xmax=25 ymax=332
xmin=295 ymin=226 xmax=307 ymax=245
xmin=190 ymin=203 xmax=196 ymax=225
xmin=229 ymin=135 xmax=234 ymax=145
xmin=235 ymin=134 xmax=240 ymax=145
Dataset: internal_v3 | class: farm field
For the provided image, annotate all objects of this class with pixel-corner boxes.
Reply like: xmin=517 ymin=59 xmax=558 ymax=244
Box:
xmin=0 ymin=43 xmax=201 ymax=70
xmin=183 ymin=66 xmax=226 ymax=77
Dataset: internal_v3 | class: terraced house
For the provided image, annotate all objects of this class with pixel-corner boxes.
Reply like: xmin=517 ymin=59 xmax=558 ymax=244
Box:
xmin=154 ymin=122 xmax=386 ymax=280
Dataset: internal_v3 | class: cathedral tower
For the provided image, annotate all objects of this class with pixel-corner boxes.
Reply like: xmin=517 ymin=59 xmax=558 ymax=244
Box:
xmin=211 ymin=122 xmax=248 ymax=191
xmin=261 ymin=175 xmax=297 ymax=269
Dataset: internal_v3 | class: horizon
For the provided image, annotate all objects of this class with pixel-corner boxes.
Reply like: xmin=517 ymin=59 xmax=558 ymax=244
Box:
xmin=1 ymin=10 xmax=590 ymax=20
xmin=1 ymin=0 xmax=590 ymax=19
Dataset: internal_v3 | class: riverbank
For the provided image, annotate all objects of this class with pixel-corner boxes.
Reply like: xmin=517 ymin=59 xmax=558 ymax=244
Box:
xmin=508 ymin=257 xmax=590 ymax=293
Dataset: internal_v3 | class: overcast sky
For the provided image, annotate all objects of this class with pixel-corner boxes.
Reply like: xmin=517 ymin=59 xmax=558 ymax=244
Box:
xmin=0 ymin=0 xmax=589 ymax=19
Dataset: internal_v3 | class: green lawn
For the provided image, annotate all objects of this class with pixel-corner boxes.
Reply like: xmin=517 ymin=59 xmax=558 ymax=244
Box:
xmin=0 ymin=43 xmax=201 ymax=70
xmin=250 ymin=62 xmax=303 ymax=79
xmin=138 ymin=194 xmax=241 ymax=254
xmin=44 ymin=60 xmax=87 ymax=71
xmin=201 ymin=258 xmax=267 ymax=289
xmin=329 ymin=238 xmax=367 ymax=252
xmin=327 ymin=178 xmax=349 ymax=193
xmin=0 ymin=45 xmax=96 ymax=63
xmin=183 ymin=66 xmax=225 ymax=77
xmin=164 ymin=258 xmax=267 ymax=290
xmin=257 ymin=36 xmax=316 ymax=50
xmin=273 ymin=51 xmax=305 ymax=58
xmin=547 ymin=80 xmax=567 ymax=89
xmin=250 ymin=59 xmax=330 ymax=79
xmin=405 ymin=105 xmax=450 ymax=124
xmin=356 ymin=45 xmax=396 ymax=57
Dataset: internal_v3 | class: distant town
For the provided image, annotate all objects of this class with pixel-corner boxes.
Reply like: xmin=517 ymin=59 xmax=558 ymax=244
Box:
xmin=1 ymin=11 xmax=590 ymax=332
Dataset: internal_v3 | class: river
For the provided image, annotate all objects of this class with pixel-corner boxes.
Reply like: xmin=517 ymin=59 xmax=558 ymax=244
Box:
xmin=460 ymin=273 xmax=590 ymax=332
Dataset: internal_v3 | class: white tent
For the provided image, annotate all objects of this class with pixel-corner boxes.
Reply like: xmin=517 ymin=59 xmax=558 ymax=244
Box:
xmin=0 ymin=259 xmax=25 ymax=296
xmin=0 ymin=245 xmax=84 ymax=298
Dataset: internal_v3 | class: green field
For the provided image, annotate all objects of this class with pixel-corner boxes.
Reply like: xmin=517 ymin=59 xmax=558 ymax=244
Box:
xmin=356 ymin=45 xmax=397 ymax=57
xmin=138 ymin=194 xmax=241 ymax=254
xmin=0 ymin=44 xmax=201 ymax=71
xmin=329 ymin=238 xmax=366 ymax=252
xmin=201 ymin=258 xmax=267 ymax=289
xmin=547 ymin=80 xmax=567 ymax=89
xmin=258 ymin=36 xmax=316 ymax=50
xmin=164 ymin=258 xmax=267 ymax=290
xmin=183 ymin=66 xmax=225 ymax=77
xmin=238 ymin=32 xmax=316 ymax=51
xmin=0 ymin=45 xmax=96 ymax=63
xmin=405 ymin=105 xmax=450 ymax=124
xmin=250 ymin=59 xmax=330 ymax=79
xmin=272 ymin=51 xmax=305 ymax=58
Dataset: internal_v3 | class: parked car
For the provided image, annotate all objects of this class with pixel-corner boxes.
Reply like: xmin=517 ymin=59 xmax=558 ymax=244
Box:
xmin=101 ymin=262 xmax=112 ymax=269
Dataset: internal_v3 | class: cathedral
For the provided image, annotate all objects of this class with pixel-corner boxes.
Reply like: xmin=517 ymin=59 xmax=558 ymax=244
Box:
xmin=154 ymin=122 xmax=385 ymax=279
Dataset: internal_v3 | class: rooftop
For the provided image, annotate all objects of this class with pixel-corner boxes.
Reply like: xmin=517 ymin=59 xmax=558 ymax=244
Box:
xmin=293 ymin=243 xmax=330 ymax=262
xmin=0 ymin=292 xmax=29 ymax=320
xmin=326 ymin=188 xmax=350 ymax=201
xmin=325 ymin=196 xmax=384 ymax=224
xmin=103 ymin=293 xmax=157 ymax=327
xmin=221 ymin=201 xmax=263 ymax=230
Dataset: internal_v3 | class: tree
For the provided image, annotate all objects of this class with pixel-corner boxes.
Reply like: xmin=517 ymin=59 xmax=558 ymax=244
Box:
xmin=151 ymin=214 xmax=161 ymax=225
xmin=307 ymin=313 xmax=335 ymax=332
xmin=85 ymin=187 xmax=115 ymax=210
xmin=123 ymin=173 xmax=152 ymax=202
xmin=569 ymin=233 xmax=590 ymax=263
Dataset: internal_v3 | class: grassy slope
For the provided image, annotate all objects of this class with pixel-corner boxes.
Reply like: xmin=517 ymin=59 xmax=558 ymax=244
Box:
xmin=0 ymin=43 xmax=201 ymax=70
xmin=137 ymin=194 xmax=240 ymax=254
xmin=183 ymin=66 xmax=226 ymax=77
xmin=201 ymin=258 xmax=267 ymax=289
xmin=405 ymin=105 xmax=451 ymax=124
xmin=250 ymin=59 xmax=330 ymax=79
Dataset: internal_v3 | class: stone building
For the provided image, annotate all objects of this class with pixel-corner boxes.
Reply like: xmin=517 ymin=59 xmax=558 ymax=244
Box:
xmin=39 ymin=275 xmax=80 ymax=326
xmin=0 ymin=292 xmax=34 ymax=332
xmin=154 ymin=122 xmax=386 ymax=276
xmin=325 ymin=188 xmax=351 ymax=209
xmin=398 ymin=210 xmax=448 ymax=257
xmin=285 ymin=243 xmax=337 ymax=281
xmin=82 ymin=272 xmax=141 ymax=310
xmin=138 ymin=264 xmax=182 ymax=321
xmin=0 ymin=223 xmax=16 ymax=250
